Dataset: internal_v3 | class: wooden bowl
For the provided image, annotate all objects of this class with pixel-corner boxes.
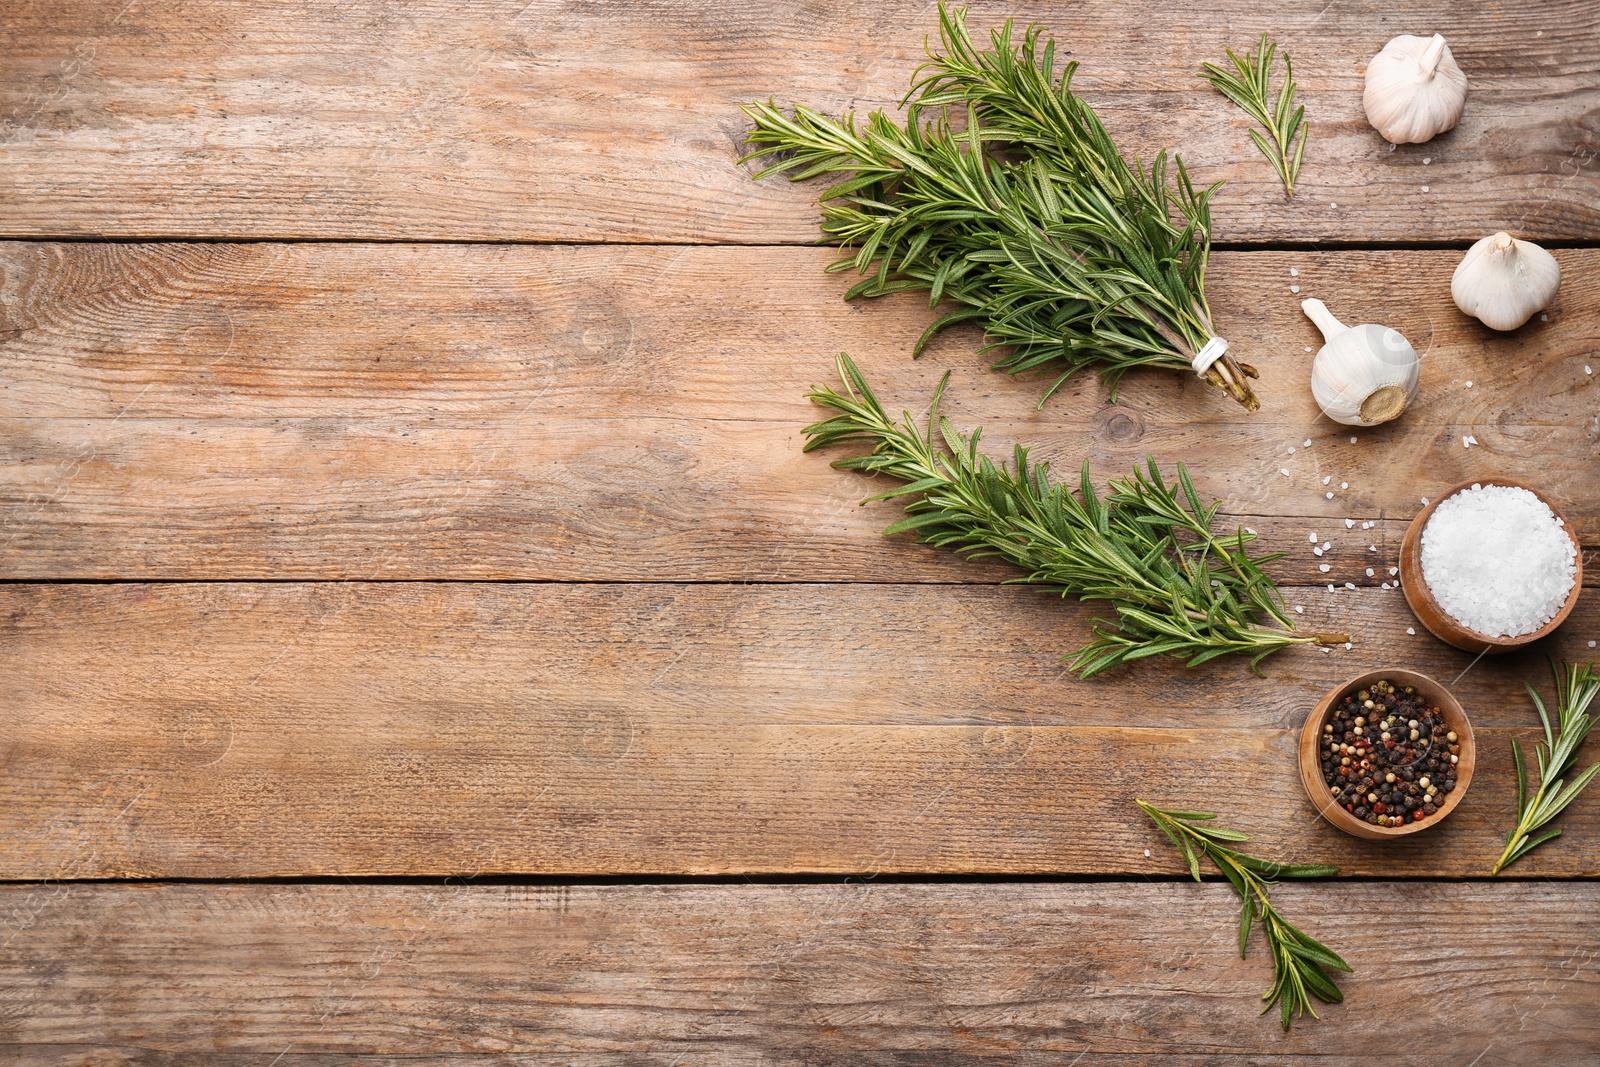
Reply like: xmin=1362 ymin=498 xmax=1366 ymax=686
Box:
xmin=1398 ymin=478 xmax=1582 ymax=654
xmin=1298 ymin=669 xmax=1475 ymax=840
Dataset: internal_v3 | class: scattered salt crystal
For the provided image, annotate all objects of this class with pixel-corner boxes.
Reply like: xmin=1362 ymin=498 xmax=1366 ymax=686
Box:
xmin=1590 ymin=640 xmax=1597 ymax=648
xmin=1245 ymin=527 xmax=1257 ymax=535
xmin=1421 ymin=497 xmax=1430 ymax=506
xmin=1322 ymin=542 xmax=1331 ymax=551
xmin=1420 ymin=483 xmax=1577 ymax=638
xmin=1319 ymin=563 xmax=1331 ymax=572
xmin=1323 ymin=475 xmax=1333 ymax=485
xmin=1366 ymin=568 xmax=1375 ymax=577
xmin=1344 ymin=641 xmax=1353 ymax=649
xmin=1314 ymin=547 xmax=1324 ymax=557
xmin=1326 ymin=491 xmax=1334 ymax=499
xmin=1345 ymin=519 xmax=1356 ymax=529
xmin=1344 ymin=583 xmax=1356 ymax=590
xmin=1463 ymin=435 xmax=1472 ymax=448
xmin=1362 ymin=521 xmax=1373 ymax=530
xmin=1406 ymin=627 xmax=1416 ymax=635
xmin=1381 ymin=582 xmax=1391 ymax=589
xmin=1328 ymin=584 xmax=1336 ymax=592
xmin=1540 ymin=313 xmax=1549 ymax=322
xmin=1369 ymin=545 xmax=1377 ymax=552
xmin=1331 ymin=202 xmax=1339 ymax=208
xmin=1421 ymin=185 xmax=1430 ymax=192
xmin=1305 ymin=346 xmax=1314 ymax=353
xmin=1340 ymin=482 xmax=1348 ymax=490
xmin=1465 ymin=381 xmax=1473 ymax=388
xmin=1290 ymin=285 xmax=1301 ymax=293
xmin=1303 ymin=439 xmax=1312 ymax=447
xmin=1281 ymin=468 xmax=1291 ymax=476
xmin=1350 ymin=436 xmax=1358 ymax=444
xmin=1389 ymin=144 xmax=1397 ymax=152
xmin=1309 ymin=532 xmax=1319 ymax=542
xmin=1290 ymin=268 xmax=1300 ymax=277
xmin=1423 ymin=157 xmax=1431 ymax=165
xmin=1144 ymin=849 xmax=1151 ymax=857
xmin=1294 ymin=606 xmax=1304 ymax=614
xmin=1389 ymin=567 xmax=1398 ymax=576
xmin=1587 ymin=366 xmax=1593 ymax=376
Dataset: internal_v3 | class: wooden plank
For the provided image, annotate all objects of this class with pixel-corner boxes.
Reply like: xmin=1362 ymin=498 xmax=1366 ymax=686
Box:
xmin=0 ymin=1 xmax=1595 ymax=243
xmin=4 ymin=581 xmax=1598 ymax=879
xmin=1 ymin=881 xmax=1596 ymax=1061
xmin=2 ymin=244 xmax=1596 ymax=581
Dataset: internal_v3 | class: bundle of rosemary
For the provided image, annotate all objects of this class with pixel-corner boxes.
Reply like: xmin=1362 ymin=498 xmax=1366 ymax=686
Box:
xmin=744 ymin=4 xmax=1260 ymax=409
xmin=806 ymin=355 xmax=1341 ymax=676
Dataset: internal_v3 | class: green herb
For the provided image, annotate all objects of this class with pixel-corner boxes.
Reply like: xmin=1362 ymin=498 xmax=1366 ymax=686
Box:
xmin=1491 ymin=659 xmax=1600 ymax=875
xmin=805 ymin=353 xmax=1345 ymax=676
xmin=742 ymin=4 xmax=1261 ymax=410
xmin=1199 ymin=34 xmax=1308 ymax=198
xmin=1138 ymin=800 xmax=1350 ymax=1030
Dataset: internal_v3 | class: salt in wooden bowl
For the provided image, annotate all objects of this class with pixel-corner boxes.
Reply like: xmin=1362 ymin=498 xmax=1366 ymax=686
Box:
xmin=1398 ymin=478 xmax=1582 ymax=654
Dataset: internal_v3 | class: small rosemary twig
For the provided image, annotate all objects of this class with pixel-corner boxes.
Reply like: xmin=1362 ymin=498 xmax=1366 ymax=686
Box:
xmin=1491 ymin=659 xmax=1600 ymax=874
xmin=1199 ymin=34 xmax=1308 ymax=197
xmin=1138 ymin=801 xmax=1350 ymax=1030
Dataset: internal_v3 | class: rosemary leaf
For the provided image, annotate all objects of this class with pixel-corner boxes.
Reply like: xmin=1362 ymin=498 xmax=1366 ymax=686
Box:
xmin=1492 ymin=660 xmax=1600 ymax=874
xmin=806 ymin=353 xmax=1345 ymax=675
xmin=743 ymin=3 xmax=1261 ymax=410
xmin=1137 ymin=800 xmax=1350 ymax=1030
xmin=1199 ymin=34 xmax=1309 ymax=197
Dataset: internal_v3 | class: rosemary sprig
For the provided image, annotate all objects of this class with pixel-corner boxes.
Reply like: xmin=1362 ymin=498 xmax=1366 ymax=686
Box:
xmin=742 ymin=4 xmax=1261 ymax=410
xmin=1491 ymin=659 xmax=1600 ymax=875
xmin=1199 ymin=34 xmax=1308 ymax=198
xmin=1138 ymin=801 xmax=1350 ymax=1030
xmin=805 ymin=354 xmax=1345 ymax=676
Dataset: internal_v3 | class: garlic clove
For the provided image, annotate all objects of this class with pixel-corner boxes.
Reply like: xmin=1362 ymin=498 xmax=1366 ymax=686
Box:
xmin=1451 ymin=231 xmax=1561 ymax=331
xmin=1302 ymin=299 xmax=1420 ymax=426
xmin=1363 ymin=33 xmax=1468 ymax=144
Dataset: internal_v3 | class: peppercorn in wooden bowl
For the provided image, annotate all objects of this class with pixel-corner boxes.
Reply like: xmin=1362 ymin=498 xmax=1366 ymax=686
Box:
xmin=1298 ymin=669 xmax=1475 ymax=840
xmin=1399 ymin=478 xmax=1582 ymax=654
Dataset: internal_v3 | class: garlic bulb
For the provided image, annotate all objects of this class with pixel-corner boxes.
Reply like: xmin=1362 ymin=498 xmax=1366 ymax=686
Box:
xmin=1451 ymin=232 xmax=1560 ymax=331
xmin=1363 ymin=34 xmax=1468 ymax=144
xmin=1302 ymin=299 xmax=1420 ymax=426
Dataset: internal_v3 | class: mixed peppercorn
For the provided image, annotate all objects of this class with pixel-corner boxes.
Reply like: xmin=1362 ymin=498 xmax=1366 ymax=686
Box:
xmin=1318 ymin=679 xmax=1461 ymax=828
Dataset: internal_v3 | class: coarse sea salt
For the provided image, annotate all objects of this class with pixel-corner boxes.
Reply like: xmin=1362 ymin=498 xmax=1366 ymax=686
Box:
xmin=1420 ymin=484 xmax=1577 ymax=638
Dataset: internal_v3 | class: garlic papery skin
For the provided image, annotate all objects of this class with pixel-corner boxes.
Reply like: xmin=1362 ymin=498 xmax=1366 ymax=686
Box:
xmin=1363 ymin=34 xmax=1468 ymax=144
xmin=1302 ymin=299 xmax=1421 ymax=426
xmin=1451 ymin=231 xmax=1561 ymax=331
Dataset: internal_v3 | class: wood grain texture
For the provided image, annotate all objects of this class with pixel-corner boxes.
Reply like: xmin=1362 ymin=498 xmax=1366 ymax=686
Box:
xmin=2 ymin=881 xmax=1597 ymax=1062
xmin=5 ymin=581 xmax=1598 ymax=879
xmin=0 ymin=1 xmax=1596 ymax=242
xmin=3 ymin=244 xmax=1596 ymax=581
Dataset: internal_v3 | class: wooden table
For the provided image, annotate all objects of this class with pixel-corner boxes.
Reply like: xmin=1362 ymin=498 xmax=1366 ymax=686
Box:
xmin=3 ymin=1 xmax=1598 ymax=1061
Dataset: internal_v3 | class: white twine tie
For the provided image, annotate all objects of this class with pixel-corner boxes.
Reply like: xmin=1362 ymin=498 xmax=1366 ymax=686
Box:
xmin=1191 ymin=336 xmax=1228 ymax=377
